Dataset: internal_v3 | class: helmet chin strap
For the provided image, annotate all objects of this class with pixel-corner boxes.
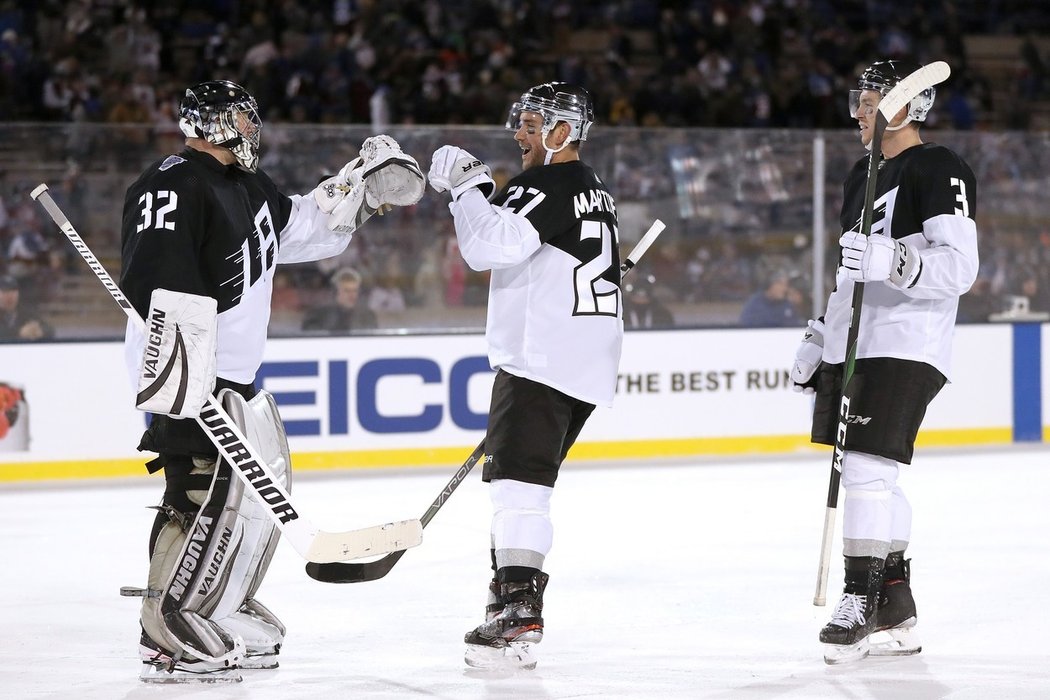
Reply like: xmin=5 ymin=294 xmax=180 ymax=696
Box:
xmin=542 ymin=126 xmax=569 ymax=165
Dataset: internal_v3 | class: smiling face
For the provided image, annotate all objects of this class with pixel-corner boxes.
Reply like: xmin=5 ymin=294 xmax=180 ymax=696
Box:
xmin=513 ymin=111 xmax=549 ymax=171
xmin=512 ymin=111 xmax=578 ymax=170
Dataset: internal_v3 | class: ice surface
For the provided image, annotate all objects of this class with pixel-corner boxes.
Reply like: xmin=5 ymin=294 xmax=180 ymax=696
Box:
xmin=1 ymin=445 xmax=1047 ymax=699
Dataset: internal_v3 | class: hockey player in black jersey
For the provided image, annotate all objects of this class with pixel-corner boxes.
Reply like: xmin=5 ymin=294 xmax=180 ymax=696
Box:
xmin=119 ymin=80 xmax=424 ymax=682
xmin=428 ymin=82 xmax=622 ymax=670
xmin=791 ymin=61 xmax=979 ymax=664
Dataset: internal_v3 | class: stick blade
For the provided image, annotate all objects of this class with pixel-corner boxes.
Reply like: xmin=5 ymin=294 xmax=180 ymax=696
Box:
xmin=878 ymin=61 xmax=951 ymax=119
xmin=305 ymin=518 xmax=422 ymax=563
xmin=305 ymin=550 xmax=406 ymax=584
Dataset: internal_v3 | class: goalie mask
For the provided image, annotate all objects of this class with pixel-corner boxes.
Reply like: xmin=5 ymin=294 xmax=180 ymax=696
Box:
xmin=506 ymin=82 xmax=595 ymax=152
xmin=849 ymin=60 xmax=936 ymax=125
xmin=179 ymin=80 xmax=262 ymax=172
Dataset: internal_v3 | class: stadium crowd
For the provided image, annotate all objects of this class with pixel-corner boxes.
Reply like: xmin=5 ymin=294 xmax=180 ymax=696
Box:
xmin=0 ymin=1 xmax=1048 ymax=338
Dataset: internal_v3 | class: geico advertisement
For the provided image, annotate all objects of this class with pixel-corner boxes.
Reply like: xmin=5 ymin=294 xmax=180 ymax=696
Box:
xmin=0 ymin=325 xmax=1019 ymax=462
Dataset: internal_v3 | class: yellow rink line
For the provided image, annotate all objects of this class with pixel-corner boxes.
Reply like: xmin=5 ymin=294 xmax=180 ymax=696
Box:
xmin=0 ymin=427 xmax=1017 ymax=484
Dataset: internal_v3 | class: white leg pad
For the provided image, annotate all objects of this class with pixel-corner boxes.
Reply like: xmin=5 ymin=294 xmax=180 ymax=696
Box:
xmin=211 ymin=390 xmax=291 ymax=658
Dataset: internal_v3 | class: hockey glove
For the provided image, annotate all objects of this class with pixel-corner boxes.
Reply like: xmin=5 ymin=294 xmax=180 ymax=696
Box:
xmin=428 ymin=145 xmax=495 ymax=201
xmin=791 ymin=318 xmax=825 ymax=394
xmin=358 ymin=135 xmax=426 ymax=207
xmin=135 ymin=289 xmax=217 ymax=419
xmin=839 ymin=231 xmax=922 ymax=288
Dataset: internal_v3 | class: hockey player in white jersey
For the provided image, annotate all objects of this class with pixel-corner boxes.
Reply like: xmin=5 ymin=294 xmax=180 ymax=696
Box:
xmin=428 ymin=82 xmax=622 ymax=670
xmin=791 ymin=60 xmax=978 ymax=663
xmin=119 ymin=80 xmax=424 ymax=682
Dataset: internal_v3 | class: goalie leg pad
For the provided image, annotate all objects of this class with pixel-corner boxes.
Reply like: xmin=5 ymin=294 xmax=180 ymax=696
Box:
xmin=209 ymin=389 xmax=290 ymax=665
xmin=140 ymin=454 xmax=246 ymax=668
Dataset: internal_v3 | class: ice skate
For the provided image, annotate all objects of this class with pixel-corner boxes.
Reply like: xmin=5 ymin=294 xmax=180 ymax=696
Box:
xmin=820 ymin=556 xmax=883 ymax=665
xmin=869 ymin=553 xmax=921 ymax=656
xmin=464 ymin=572 xmax=548 ymax=671
xmin=820 ymin=592 xmax=877 ymax=664
xmin=138 ymin=630 xmax=242 ymax=683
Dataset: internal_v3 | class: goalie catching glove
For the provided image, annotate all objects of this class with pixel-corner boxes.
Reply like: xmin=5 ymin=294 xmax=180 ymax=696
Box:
xmin=839 ymin=231 xmax=922 ymax=288
xmin=428 ymin=145 xmax=495 ymax=201
xmin=313 ymin=135 xmax=425 ymax=235
xmin=791 ymin=318 xmax=825 ymax=395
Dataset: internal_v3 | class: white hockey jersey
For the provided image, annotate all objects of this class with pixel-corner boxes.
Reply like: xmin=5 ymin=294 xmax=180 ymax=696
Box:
xmin=449 ymin=160 xmax=623 ymax=406
xmin=823 ymin=143 xmax=979 ymax=379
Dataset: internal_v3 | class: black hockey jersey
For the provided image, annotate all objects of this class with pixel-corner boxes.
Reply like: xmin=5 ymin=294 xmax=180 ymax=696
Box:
xmin=120 ymin=147 xmax=351 ymax=384
xmin=824 ymin=143 xmax=979 ymax=378
xmin=448 ymin=160 xmax=623 ymax=406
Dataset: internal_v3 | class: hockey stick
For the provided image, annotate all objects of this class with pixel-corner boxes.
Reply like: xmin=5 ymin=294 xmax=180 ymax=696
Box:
xmin=812 ymin=62 xmax=950 ymax=606
xmin=307 ymin=441 xmax=486 ymax=583
xmin=306 ymin=218 xmax=668 ymax=584
xmin=30 ymin=183 xmax=423 ymax=563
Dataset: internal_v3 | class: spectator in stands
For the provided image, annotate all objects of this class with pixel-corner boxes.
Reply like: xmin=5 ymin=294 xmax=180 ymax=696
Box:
xmin=624 ymin=274 xmax=675 ymax=329
xmin=739 ymin=269 xmax=804 ymax=327
xmin=367 ymin=252 xmax=407 ymax=315
xmin=301 ymin=267 xmax=378 ymax=333
xmin=6 ymin=221 xmax=52 ymax=306
xmin=0 ymin=275 xmax=53 ymax=341
xmin=957 ymin=276 xmax=998 ymax=323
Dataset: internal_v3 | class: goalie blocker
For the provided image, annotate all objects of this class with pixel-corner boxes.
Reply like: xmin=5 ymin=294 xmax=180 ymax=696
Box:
xmin=135 ymin=288 xmax=218 ymax=419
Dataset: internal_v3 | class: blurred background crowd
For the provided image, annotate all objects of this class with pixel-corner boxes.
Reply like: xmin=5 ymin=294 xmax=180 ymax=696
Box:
xmin=1 ymin=0 xmax=1049 ymax=340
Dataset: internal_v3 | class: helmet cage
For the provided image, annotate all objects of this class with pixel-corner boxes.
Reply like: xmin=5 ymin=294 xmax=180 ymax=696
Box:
xmin=179 ymin=81 xmax=262 ymax=171
xmin=506 ymin=83 xmax=594 ymax=144
xmin=849 ymin=61 xmax=935 ymax=124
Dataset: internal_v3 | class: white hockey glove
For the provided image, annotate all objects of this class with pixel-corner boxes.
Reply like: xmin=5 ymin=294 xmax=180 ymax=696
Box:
xmin=313 ymin=136 xmax=425 ymax=235
xmin=428 ymin=145 xmax=495 ymax=201
xmin=839 ymin=231 xmax=922 ymax=288
xmin=358 ymin=134 xmax=426 ymax=207
xmin=135 ymin=289 xmax=217 ymax=419
xmin=791 ymin=318 xmax=825 ymax=395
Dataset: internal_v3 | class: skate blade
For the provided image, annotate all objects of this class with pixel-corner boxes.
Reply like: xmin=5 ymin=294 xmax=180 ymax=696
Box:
xmin=868 ymin=622 xmax=921 ymax=657
xmin=240 ymin=653 xmax=279 ymax=670
xmin=823 ymin=638 xmax=870 ymax=665
xmin=140 ymin=662 xmax=242 ymax=683
xmin=464 ymin=641 xmax=537 ymax=671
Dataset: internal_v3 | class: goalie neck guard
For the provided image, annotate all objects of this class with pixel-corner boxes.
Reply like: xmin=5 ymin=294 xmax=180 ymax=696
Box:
xmin=179 ymin=80 xmax=262 ymax=172
xmin=506 ymin=82 xmax=595 ymax=145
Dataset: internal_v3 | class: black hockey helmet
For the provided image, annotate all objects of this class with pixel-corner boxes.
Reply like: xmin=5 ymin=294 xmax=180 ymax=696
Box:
xmin=850 ymin=60 xmax=935 ymax=123
xmin=179 ymin=80 xmax=262 ymax=171
xmin=506 ymin=81 xmax=595 ymax=144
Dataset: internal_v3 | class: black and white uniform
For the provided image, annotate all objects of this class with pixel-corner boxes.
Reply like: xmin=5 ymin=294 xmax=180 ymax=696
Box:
xmin=121 ymin=148 xmax=350 ymax=466
xmin=812 ymin=141 xmax=978 ymax=558
xmin=120 ymin=147 xmax=352 ymax=665
xmin=449 ymin=160 xmax=622 ymax=487
xmin=447 ymin=157 xmax=621 ymax=580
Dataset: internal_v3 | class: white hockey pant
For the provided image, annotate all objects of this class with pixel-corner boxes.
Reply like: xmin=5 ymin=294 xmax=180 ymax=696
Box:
xmin=841 ymin=451 xmax=911 ymax=559
xmin=141 ymin=389 xmax=291 ymax=664
xmin=490 ymin=479 xmax=553 ymax=571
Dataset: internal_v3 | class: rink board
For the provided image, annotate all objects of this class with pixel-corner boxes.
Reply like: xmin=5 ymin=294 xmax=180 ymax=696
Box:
xmin=0 ymin=324 xmax=1041 ymax=482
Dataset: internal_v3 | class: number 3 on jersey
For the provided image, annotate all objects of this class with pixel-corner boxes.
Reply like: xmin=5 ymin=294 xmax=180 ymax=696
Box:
xmin=575 ymin=219 xmax=618 ymax=316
